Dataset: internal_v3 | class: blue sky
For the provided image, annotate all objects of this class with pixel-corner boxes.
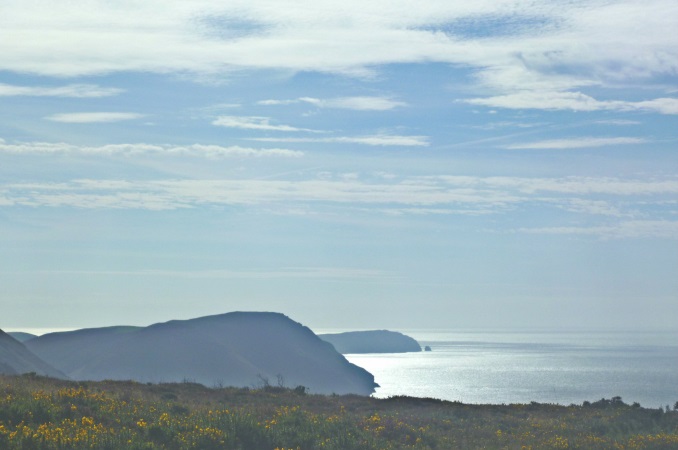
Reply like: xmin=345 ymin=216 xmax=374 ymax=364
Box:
xmin=1 ymin=0 xmax=677 ymax=331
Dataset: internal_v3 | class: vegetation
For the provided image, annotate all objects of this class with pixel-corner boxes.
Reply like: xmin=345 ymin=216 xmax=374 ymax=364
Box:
xmin=1 ymin=374 xmax=677 ymax=449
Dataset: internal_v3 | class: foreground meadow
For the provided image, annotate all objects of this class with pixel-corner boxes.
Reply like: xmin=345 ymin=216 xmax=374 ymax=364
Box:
xmin=1 ymin=374 xmax=676 ymax=449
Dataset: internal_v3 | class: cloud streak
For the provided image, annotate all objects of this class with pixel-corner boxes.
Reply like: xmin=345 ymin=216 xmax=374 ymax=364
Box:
xmin=506 ymin=137 xmax=646 ymax=150
xmin=2 ymin=174 xmax=676 ymax=239
xmin=45 ymin=112 xmax=145 ymax=123
xmin=518 ymin=220 xmax=678 ymax=240
xmin=465 ymin=92 xmax=678 ymax=115
xmin=247 ymin=135 xmax=429 ymax=146
xmin=212 ymin=116 xmax=317 ymax=132
xmin=0 ymin=140 xmax=303 ymax=158
xmin=258 ymin=96 xmax=406 ymax=110
xmin=0 ymin=178 xmax=521 ymax=211
xmin=427 ymin=175 xmax=678 ymax=196
xmin=0 ymin=83 xmax=123 ymax=97
xmin=19 ymin=267 xmax=390 ymax=281
xmin=2 ymin=175 xmax=676 ymax=209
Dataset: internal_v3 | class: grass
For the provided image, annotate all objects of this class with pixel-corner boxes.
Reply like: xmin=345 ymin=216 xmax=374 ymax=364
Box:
xmin=1 ymin=373 xmax=677 ymax=449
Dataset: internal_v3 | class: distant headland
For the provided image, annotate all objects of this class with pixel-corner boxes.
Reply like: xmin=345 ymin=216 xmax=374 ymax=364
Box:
xmin=319 ymin=330 xmax=421 ymax=354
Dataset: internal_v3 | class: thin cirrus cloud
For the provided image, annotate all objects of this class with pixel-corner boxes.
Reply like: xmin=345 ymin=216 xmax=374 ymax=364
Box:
xmin=2 ymin=175 xmax=676 ymax=238
xmin=212 ymin=116 xmax=317 ymax=132
xmin=1 ymin=1 xmax=676 ymax=114
xmin=0 ymin=139 xmax=303 ymax=158
xmin=45 ymin=112 xmax=145 ymax=123
xmin=3 ymin=174 xmax=676 ymax=210
xmin=518 ymin=220 xmax=678 ymax=240
xmin=257 ymin=96 xmax=407 ymax=111
xmin=0 ymin=178 xmax=514 ymax=211
xmin=595 ymin=120 xmax=642 ymax=126
xmin=556 ymin=199 xmax=624 ymax=217
xmin=424 ymin=175 xmax=678 ymax=196
xmin=15 ymin=267 xmax=391 ymax=282
xmin=464 ymin=92 xmax=678 ymax=115
xmin=0 ymin=83 xmax=123 ymax=97
xmin=35 ymin=267 xmax=390 ymax=281
xmin=246 ymin=135 xmax=429 ymax=147
xmin=505 ymin=137 xmax=646 ymax=150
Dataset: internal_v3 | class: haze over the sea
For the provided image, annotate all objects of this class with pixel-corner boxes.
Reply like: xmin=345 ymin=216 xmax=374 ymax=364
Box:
xmin=1 ymin=0 xmax=677 ymax=332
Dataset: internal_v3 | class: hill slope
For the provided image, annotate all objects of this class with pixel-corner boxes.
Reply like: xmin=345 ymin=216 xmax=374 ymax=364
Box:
xmin=0 ymin=329 xmax=67 ymax=378
xmin=319 ymin=330 xmax=421 ymax=354
xmin=7 ymin=332 xmax=37 ymax=342
xmin=27 ymin=312 xmax=377 ymax=395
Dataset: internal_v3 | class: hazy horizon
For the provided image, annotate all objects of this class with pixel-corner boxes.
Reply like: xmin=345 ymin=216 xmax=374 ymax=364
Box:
xmin=1 ymin=1 xmax=676 ymax=332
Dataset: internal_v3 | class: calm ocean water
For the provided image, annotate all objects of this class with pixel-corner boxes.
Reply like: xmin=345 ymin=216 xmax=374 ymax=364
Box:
xmin=344 ymin=330 xmax=678 ymax=409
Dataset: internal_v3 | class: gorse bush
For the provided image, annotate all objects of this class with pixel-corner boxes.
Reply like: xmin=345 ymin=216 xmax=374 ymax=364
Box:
xmin=1 ymin=374 xmax=677 ymax=449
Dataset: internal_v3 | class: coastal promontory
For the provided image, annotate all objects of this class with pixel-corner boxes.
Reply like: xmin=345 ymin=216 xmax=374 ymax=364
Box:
xmin=319 ymin=330 xmax=421 ymax=354
xmin=26 ymin=312 xmax=377 ymax=395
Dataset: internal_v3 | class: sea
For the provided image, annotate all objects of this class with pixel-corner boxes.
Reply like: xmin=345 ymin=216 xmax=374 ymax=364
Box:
xmin=343 ymin=329 xmax=678 ymax=409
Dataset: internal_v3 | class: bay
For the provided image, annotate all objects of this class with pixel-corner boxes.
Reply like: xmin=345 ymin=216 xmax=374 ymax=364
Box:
xmin=345 ymin=330 xmax=678 ymax=409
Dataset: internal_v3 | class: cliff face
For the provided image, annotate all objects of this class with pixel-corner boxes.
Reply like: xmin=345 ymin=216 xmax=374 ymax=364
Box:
xmin=27 ymin=312 xmax=377 ymax=395
xmin=0 ymin=329 xmax=67 ymax=378
xmin=319 ymin=330 xmax=421 ymax=354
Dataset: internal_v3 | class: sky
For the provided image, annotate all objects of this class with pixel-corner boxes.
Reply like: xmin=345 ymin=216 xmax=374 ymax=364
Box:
xmin=1 ymin=0 xmax=677 ymax=332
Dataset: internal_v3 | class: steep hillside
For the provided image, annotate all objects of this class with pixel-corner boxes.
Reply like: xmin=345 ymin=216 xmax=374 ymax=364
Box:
xmin=7 ymin=332 xmax=37 ymax=342
xmin=319 ymin=330 xmax=421 ymax=354
xmin=0 ymin=329 xmax=66 ymax=378
xmin=26 ymin=326 xmax=140 ymax=371
xmin=27 ymin=312 xmax=377 ymax=395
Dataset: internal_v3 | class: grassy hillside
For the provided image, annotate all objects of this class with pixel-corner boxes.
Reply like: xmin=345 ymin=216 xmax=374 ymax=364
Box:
xmin=1 ymin=374 xmax=677 ymax=449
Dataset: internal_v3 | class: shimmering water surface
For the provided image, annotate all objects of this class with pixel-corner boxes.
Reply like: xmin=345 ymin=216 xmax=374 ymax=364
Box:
xmin=345 ymin=330 xmax=678 ymax=408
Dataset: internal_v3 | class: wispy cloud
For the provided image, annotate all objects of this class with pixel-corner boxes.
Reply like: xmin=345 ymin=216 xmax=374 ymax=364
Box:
xmin=555 ymin=199 xmax=623 ymax=217
xmin=465 ymin=92 xmax=678 ymax=115
xmin=247 ymin=135 xmax=429 ymax=146
xmin=258 ymin=96 xmax=406 ymax=111
xmin=0 ymin=140 xmax=303 ymax=158
xmin=468 ymin=121 xmax=546 ymax=131
xmin=1 ymin=1 xmax=675 ymax=117
xmin=0 ymin=83 xmax=123 ymax=97
xmin=3 ymin=175 xmax=676 ymax=215
xmin=45 ymin=112 xmax=145 ymax=123
xmin=212 ymin=116 xmax=317 ymax=132
xmin=505 ymin=137 xmax=646 ymax=150
xmin=595 ymin=120 xmax=642 ymax=126
xmin=197 ymin=103 xmax=242 ymax=112
xmin=518 ymin=220 xmax=678 ymax=240
xmin=22 ymin=267 xmax=390 ymax=281
xmin=0 ymin=178 xmax=521 ymax=211
xmin=428 ymin=175 xmax=678 ymax=196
